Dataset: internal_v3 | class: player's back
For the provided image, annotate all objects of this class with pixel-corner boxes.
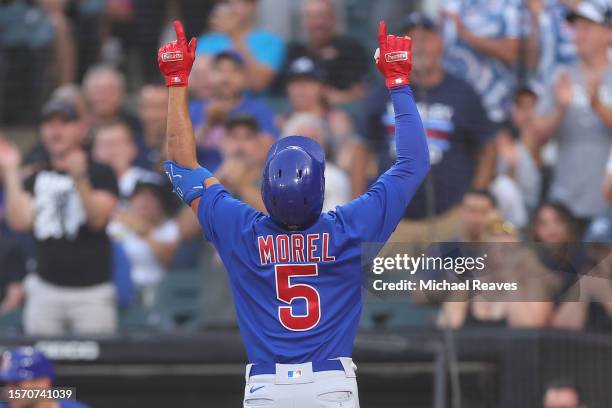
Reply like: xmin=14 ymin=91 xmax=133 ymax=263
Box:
xmin=198 ymin=85 xmax=429 ymax=364
xmin=221 ymin=209 xmax=363 ymax=364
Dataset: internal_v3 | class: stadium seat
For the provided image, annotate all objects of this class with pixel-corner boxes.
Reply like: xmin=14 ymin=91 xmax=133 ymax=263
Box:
xmin=173 ymin=243 xmax=238 ymax=331
xmin=187 ymin=258 xmax=238 ymax=331
xmin=0 ymin=308 xmax=23 ymax=334
xmin=360 ymin=298 xmax=438 ymax=330
xmin=118 ymin=304 xmax=152 ymax=333
xmin=148 ymin=269 xmax=202 ymax=331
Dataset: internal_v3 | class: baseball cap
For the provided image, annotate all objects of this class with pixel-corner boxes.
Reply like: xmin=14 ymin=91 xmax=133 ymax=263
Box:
xmin=566 ymin=1 xmax=612 ymax=26
xmin=402 ymin=12 xmax=439 ymax=33
xmin=287 ymin=56 xmax=325 ymax=82
xmin=130 ymin=177 xmax=166 ymax=199
xmin=214 ymin=50 xmax=245 ymax=67
xmin=41 ymin=99 xmax=80 ymax=122
xmin=583 ymin=216 xmax=612 ymax=243
xmin=1 ymin=347 xmax=56 ymax=383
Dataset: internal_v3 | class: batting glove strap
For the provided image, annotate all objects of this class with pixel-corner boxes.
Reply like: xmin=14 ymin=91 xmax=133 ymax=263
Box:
xmin=163 ymin=160 xmax=213 ymax=205
xmin=165 ymin=73 xmax=189 ymax=87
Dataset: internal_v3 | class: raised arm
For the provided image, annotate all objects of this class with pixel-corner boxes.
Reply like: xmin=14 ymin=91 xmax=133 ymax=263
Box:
xmin=375 ymin=23 xmax=430 ymax=195
xmin=158 ymin=21 xmax=218 ymax=212
xmin=336 ymin=22 xmax=430 ymax=244
xmin=167 ymin=87 xmax=198 ymax=168
xmin=446 ymin=12 xmax=519 ymax=65
xmin=0 ymin=137 xmax=33 ymax=231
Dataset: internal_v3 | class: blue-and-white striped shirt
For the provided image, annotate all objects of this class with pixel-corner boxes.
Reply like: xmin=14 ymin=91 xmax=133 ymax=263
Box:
xmin=441 ymin=0 xmax=522 ymax=122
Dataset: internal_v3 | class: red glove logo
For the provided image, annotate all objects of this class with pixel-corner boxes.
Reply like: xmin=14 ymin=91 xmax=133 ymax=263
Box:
xmin=375 ymin=21 xmax=412 ymax=89
xmin=158 ymin=21 xmax=197 ymax=87
xmin=161 ymin=51 xmax=184 ymax=62
xmin=385 ymin=51 xmax=408 ymax=63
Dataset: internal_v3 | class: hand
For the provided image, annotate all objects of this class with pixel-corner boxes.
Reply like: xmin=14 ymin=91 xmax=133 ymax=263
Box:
xmin=555 ymin=72 xmax=574 ymax=108
xmin=158 ymin=21 xmax=197 ymax=87
xmin=374 ymin=21 xmax=412 ymax=89
xmin=0 ymin=136 xmax=21 ymax=173
xmin=62 ymin=149 xmax=88 ymax=180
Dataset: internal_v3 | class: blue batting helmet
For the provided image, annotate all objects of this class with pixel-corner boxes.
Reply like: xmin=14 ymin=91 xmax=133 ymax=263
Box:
xmin=0 ymin=347 xmax=55 ymax=383
xmin=262 ymin=136 xmax=325 ymax=230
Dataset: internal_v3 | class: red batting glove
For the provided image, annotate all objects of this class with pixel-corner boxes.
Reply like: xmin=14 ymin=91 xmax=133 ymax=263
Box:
xmin=158 ymin=21 xmax=197 ymax=87
xmin=375 ymin=21 xmax=412 ymax=89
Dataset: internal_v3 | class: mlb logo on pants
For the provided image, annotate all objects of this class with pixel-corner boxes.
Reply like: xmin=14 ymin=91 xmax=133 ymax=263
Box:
xmin=287 ymin=370 xmax=302 ymax=378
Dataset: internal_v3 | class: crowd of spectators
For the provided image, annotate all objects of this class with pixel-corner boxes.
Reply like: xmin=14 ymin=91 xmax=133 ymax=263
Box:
xmin=0 ymin=0 xmax=610 ymax=339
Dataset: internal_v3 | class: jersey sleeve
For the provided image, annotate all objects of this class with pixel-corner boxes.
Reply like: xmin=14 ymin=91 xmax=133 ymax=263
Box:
xmin=335 ymin=86 xmax=430 ymax=244
xmin=334 ymin=172 xmax=414 ymax=245
xmin=197 ymin=184 xmax=260 ymax=258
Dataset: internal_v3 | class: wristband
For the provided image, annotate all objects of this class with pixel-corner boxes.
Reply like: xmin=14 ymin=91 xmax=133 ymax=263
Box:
xmin=163 ymin=160 xmax=213 ymax=205
xmin=165 ymin=74 xmax=189 ymax=87
xmin=386 ymin=75 xmax=410 ymax=89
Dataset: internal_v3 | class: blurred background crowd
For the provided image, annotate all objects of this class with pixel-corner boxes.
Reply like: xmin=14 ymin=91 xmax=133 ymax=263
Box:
xmin=0 ymin=0 xmax=610 ymax=344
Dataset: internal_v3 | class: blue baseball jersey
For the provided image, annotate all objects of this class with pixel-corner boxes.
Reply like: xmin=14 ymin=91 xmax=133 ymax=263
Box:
xmin=197 ymin=87 xmax=429 ymax=364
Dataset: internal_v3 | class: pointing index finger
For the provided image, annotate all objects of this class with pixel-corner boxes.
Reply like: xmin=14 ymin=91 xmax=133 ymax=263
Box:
xmin=378 ymin=21 xmax=387 ymax=49
xmin=173 ymin=20 xmax=187 ymax=46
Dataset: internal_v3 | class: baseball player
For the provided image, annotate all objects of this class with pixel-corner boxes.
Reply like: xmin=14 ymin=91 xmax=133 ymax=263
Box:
xmin=0 ymin=348 xmax=90 ymax=408
xmin=158 ymin=20 xmax=429 ymax=407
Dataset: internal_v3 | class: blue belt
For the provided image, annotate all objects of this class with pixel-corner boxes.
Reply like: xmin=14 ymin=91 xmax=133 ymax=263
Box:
xmin=250 ymin=359 xmax=344 ymax=377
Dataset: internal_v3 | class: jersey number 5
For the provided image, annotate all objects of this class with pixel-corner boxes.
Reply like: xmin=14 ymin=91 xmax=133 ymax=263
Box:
xmin=275 ymin=264 xmax=321 ymax=331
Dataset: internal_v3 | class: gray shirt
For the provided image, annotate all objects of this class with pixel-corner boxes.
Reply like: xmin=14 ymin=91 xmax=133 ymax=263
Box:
xmin=538 ymin=65 xmax=612 ymax=218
